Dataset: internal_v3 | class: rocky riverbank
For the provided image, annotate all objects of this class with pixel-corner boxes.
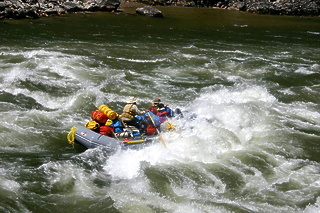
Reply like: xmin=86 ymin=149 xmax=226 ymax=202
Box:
xmin=140 ymin=0 xmax=319 ymax=16
xmin=1 ymin=0 xmax=319 ymax=19
xmin=199 ymin=0 xmax=320 ymax=16
xmin=0 ymin=0 xmax=121 ymax=19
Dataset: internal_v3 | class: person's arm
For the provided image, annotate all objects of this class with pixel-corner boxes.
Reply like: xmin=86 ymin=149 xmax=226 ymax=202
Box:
xmin=132 ymin=105 xmax=145 ymax=115
xmin=157 ymin=110 xmax=168 ymax=117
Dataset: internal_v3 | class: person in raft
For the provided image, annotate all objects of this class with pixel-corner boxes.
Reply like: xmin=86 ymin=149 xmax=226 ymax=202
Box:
xmin=149 ymin=97 xmax=174 ymax=118
xmin=156 ymin=103 xmax=174 ymax=118
xmin=120 ymin=97 xmax=147 ymax=128
xmin=149 ymin=97 xmax=162 ymax=114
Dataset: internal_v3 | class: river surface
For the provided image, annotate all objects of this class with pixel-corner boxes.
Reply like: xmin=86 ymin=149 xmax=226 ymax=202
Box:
xmin=1 ymin=6 xmax=320 ymax=213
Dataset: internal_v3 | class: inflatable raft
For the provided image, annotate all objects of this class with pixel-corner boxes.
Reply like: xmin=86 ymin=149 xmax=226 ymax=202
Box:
xmin=66 ymin=103 xmax=178 ymax=151
xmin=67 ymin=125 xmax=154 ymax=151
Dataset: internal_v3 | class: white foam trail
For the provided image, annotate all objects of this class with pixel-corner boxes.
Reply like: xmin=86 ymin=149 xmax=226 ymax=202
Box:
xmin=102 ymin=85 xmax=278 ymax=179
xmin=104 ymin=143 xmax=170 ymax=179
xmin=0 ymin=48 xmax=127 ymax=110
xmin=233 ymin=24 xmax=249 ymax=28
xmin=307 ymin=31 xmax=320 ymax=35
xmin=106 ymin=56 xmax=166 ymax=63
xmin=304 ymin=197 xmax=320 ymax=213
xmin=0 ymin=169 xmax=20 ymax=192
xmin=294 ymin=67 xmax=316 ymax=75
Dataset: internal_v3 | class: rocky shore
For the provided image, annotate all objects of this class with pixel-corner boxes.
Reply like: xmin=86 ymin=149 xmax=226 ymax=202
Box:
xmin=0 ymin=0 xmax=121 ymax=19
xmin=1 ymin=0 xmax=319 ymax=19
xmin=141 ymin=0 xmax=320 ymax=16
xmin=199 ymin=0 xmax=320 ymax=16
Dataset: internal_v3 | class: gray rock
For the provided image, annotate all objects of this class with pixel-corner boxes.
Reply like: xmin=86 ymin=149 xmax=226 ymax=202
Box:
xmin=62 ymin=2 xmax=84 ymax=12
xmin=136 ymin=6 xmax=163 ymax=17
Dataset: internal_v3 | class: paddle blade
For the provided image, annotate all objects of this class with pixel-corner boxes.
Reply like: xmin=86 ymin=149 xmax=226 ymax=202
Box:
xmin=159 ymin=135 xmax=167 ymax=148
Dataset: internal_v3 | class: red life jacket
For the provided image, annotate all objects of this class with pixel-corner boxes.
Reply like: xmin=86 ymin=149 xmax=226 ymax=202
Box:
xmin=149 ymin=105 xmax=158 ymax=114
xmin=99 ymin=125 xmax=114 ymax=137
xmin=146 ymin=124 xmax=157 ymax=135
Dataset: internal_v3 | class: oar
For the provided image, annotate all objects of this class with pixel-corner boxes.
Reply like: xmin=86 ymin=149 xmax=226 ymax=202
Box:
xmin=148 ymin=112 xmax=167 ymax=148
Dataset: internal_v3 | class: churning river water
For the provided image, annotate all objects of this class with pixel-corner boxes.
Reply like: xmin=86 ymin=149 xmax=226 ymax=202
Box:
xmin=1 ymin=6 xmax=320 ymax=213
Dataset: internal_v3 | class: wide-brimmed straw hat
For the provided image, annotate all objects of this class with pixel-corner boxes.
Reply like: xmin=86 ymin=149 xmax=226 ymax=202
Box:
xmin=127 ymin=97 xmax=137 ymax=104
xmin=153 ymin=98 xmax=161 ymax=103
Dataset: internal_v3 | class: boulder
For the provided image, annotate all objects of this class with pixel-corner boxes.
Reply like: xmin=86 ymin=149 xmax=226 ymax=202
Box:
xmin=84 ymin=0 xmax=120 ymax=12
xmin=136 ymin=6 xmax=163 ymax=17
xmin=62 ymin=2 xmax=84 ymax=12
xmin=98 ymin=0 xmax=121 ymax=11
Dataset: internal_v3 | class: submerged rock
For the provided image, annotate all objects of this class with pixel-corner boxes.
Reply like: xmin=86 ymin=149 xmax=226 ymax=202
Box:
xmin=136 ymin=6 xmax=163 ymax=17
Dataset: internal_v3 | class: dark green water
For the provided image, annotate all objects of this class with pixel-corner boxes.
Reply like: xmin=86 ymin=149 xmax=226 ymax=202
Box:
xmin=1 ymin=7 xmax=320 ymax=213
